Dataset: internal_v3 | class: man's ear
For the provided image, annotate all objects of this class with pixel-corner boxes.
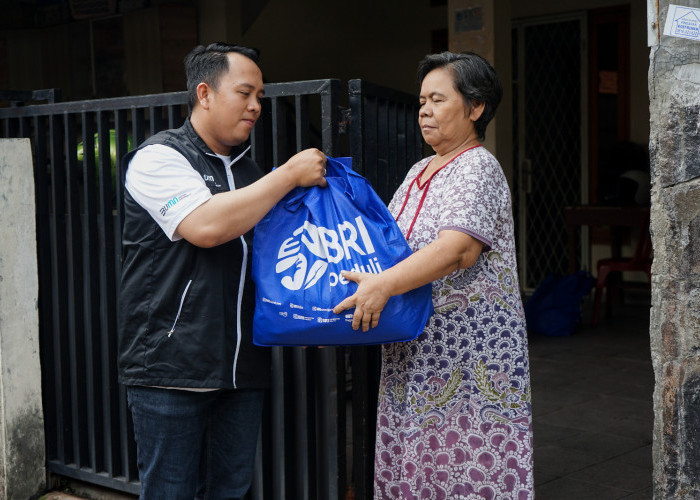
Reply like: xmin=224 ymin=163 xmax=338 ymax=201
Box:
xmin=469 ymin=101 xmax=485 ymax=122
xmin=196 ymin=83 xmax=210 ymax=110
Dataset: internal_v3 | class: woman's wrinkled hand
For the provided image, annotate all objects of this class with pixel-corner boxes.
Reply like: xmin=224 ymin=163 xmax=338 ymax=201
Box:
xmin=333 ymin=271 xmax=391 ymax=332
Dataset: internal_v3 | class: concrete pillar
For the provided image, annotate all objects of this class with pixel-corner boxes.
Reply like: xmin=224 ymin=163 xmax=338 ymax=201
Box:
xmin=0 ymin=139 xmax=45 ymax=498
xmin=447 ymin=0 xmax=513 ymax=183
xmin=648 ymin=2 xmax=700 ymax=498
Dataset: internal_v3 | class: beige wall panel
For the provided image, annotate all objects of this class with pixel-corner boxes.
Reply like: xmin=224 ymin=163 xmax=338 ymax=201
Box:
xmin=448 ymin=0 xmax=495 ymax=62
xmin=512 ymin=0 xmax=627 ymax=18
xmin=67 ymin=23 xmax=93 ymax=99
xmin=446 ymin=0 xmax=512 ymax=181
xmin=226 ymin=0 xmax=446 ymax=97
xmin=124 ymin=7 xmax=163 ymax=96
xmin=493 ymin=2 xmax=513 ymax=182
xmin=40 ymin=25 xmax=71 ymax=96
xmin=199 ymin=0 xmax=231 ymax=44
xmin=160 ymin=5 xmax=197 ymax=92
xmin=0 ymin=34 xmax=7 ymax=89
xmin=6 ymin=30 xmax=44 ymax=89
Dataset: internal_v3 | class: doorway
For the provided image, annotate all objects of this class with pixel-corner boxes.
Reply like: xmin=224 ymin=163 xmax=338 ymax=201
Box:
xmin=513 ymin=13 xmax=589 ymax=292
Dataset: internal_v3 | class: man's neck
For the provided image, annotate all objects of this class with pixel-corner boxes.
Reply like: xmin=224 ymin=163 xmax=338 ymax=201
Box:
xmin=190 ymin=111 xmax=231 ymax=156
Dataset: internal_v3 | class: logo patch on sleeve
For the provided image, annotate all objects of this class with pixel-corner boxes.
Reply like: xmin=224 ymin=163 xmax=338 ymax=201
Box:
xmin=159 ymin=191 xmax=190 ymax=217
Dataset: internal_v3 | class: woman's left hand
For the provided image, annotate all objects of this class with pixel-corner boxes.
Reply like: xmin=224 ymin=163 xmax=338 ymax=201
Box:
xmin=333 ymin=271 xmax=392 ymax=332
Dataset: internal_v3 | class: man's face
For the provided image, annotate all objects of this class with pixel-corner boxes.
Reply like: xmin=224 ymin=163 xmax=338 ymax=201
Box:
xmin=205 ymin=52 xmax=264 ymax=154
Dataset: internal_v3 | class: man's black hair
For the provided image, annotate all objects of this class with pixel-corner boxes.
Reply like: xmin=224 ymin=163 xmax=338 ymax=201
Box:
xmin=417 ymin=51 xmax=502 ymax=141
xmin=184 ymin=43 xmax=260 ymax=109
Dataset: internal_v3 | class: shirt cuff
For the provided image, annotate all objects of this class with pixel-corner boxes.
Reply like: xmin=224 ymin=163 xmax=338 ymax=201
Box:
xmin=439 ymin=225 xmax=492 ymax=250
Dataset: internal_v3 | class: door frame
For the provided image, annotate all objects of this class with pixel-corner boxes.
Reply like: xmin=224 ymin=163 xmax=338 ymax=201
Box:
xmin=513 ymin=11 xmax=590 ymax=292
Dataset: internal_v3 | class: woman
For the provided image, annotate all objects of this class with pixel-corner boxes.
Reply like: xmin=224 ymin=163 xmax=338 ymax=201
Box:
xmin=334 ymin=52 xmax=533 ymax=499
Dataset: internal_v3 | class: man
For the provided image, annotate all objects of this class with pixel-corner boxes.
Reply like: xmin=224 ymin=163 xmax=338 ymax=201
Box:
xmin=118 ymin=43 xmax=327 ymax=499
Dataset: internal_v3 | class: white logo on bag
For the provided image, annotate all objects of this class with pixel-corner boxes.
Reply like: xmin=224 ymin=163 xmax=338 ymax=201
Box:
xmin=318 ymin=317 xmax=340 ymax=323
xmin=275 ymin=216 xmax=382 ymax=291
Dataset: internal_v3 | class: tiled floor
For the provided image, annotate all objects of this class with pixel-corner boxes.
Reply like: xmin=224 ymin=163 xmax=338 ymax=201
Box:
xmin=530 ymin=293 xmax=654 ymax=499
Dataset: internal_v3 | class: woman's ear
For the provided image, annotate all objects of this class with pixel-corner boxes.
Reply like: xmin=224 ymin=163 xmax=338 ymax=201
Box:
xmin=469 ymin=101 xmax=485 ymax=122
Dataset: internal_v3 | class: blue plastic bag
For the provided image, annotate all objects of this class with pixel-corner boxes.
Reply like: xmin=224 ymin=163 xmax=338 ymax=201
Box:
xmin=524 ymin=270 xmax=595 ymax=336
xmin=252 ymin=156 xmax=433 ymax=346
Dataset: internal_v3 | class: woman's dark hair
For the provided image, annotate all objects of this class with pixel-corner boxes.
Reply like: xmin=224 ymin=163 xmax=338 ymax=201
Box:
xmin=417 ymin=51 xmax=502 ymax=140
xmin=184 ymin=43 xmax=260 ymax=109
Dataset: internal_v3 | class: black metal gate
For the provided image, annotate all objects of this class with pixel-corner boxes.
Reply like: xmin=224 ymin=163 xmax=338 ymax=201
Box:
xmin=0 ymin=79 xmax=421 ymax=499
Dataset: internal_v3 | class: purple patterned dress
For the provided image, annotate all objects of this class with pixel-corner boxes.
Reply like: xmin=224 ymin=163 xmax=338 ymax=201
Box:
xmin=374 ymin=146 xmax=533 ymax=499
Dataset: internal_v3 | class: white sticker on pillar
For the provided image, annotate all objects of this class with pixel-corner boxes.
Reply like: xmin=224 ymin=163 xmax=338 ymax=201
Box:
xmin=664 ymin=5 xmax=700 ymax=41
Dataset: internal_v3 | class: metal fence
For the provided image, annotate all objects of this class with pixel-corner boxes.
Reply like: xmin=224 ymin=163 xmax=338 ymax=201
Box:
xmin=348 ymin=79 xmax=423 ymax=203
xmin=0 ymin=78 xmax=422 ymax=499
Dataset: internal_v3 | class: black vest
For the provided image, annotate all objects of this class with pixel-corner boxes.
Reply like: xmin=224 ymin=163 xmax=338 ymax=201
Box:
xmin=118 ymin=119 xmax=271 ymax=389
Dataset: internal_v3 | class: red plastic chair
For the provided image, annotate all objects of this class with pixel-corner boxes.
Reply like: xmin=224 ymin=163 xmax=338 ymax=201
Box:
xmin=591 ymin=216 xmax=652 ymax=327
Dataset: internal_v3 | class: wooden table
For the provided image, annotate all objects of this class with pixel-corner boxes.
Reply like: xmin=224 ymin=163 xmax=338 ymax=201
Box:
xmin=564 ymin=205 xmax=650 ymax=273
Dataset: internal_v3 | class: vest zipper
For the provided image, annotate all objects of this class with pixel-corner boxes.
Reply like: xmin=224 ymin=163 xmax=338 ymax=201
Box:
xmin=221 ymin=154 xmax=248 ymax=390
xmin=168 ymin=279 xmax=192 ymax=337
xmin=232 ymin=236 xmax=247 ymax=389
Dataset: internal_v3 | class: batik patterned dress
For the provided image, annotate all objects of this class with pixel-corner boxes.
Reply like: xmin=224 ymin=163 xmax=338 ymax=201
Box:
xmin=374 ymin=146 xmax=533 ymax=500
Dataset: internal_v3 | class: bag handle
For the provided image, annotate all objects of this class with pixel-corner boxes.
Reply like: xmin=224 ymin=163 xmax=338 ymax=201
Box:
xmin=283 ymin=156 xmax=359 ymax=210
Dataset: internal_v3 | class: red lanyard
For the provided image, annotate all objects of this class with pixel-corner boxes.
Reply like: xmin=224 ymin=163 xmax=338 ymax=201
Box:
xmin=395 ymin=145 xmax=481 ymax=240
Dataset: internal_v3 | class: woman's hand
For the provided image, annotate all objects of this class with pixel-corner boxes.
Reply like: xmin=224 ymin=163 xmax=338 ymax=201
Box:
xmin=333 ymin=271 xmax=392 ymax=332
xmin=333 ymin=231 xmax=482 ymax=332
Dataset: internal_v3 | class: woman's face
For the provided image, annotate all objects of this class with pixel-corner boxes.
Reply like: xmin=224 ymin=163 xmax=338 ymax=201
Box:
xmin=418 ymin=67 xmax=475 ymax=154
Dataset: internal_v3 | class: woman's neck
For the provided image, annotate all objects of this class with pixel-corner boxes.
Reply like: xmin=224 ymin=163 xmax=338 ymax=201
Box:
xmin=420 ymin=136 xmax=481 ymax=184
xmin=432 ymin=135 xmax=481 ymax=166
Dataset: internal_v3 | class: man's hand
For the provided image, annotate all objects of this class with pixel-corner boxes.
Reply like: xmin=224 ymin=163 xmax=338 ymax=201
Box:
xmin=333 ymin=271 xmax=392 ymax=332
xmin=281 ymin=148 xmax=328 ymax=188
xmin=175 ymin=148 xmax=328 ymax=247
